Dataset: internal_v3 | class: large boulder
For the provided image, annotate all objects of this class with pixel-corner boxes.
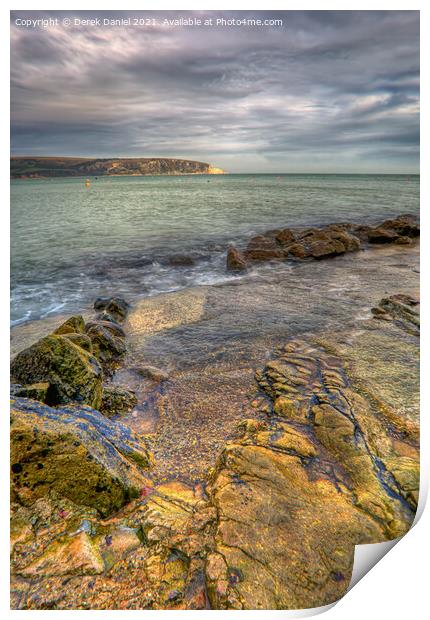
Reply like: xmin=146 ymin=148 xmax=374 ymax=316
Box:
xmin=10 ymin=335 xmax=103 ymax=409
xmin=286 ymin=229 xmax=360 ymax=260
xmin=10 ymin=398 xmax=152 ymax=516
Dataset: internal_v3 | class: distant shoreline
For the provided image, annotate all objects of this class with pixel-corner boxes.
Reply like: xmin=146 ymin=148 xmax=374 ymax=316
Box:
xmin=10 ymin=156 xmax=225 ymax=179
xmin=10 ymin=171 xmax=419 ymax=180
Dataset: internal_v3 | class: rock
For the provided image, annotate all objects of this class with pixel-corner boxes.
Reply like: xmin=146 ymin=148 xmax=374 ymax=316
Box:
xmin=167 ymin=254 xmax=196 ymax=267
xmin=93 ymin=297 xmax=130 ymax=323
xmin=86 ymin=324 xmax=126 ymax=367
xmin=380 ymin=214 xmax=419 ymax=237
xmin=101 ymin=386 xmax=138 ymax=417
xmin=305 ymin=229 xmax=360 ymax=258
xmin=373 ymin=294 xmax=420 ymax=335
xmin=247 ymin=235 xmax=277 ymax=250
xmin=10 ymin=335 xmax=103 ymax=409
xmin=395 ymin=236 xmax=413 ymax=245
xmin=244 ymin=247 xmax=284 ymax=261
xmin=226 ymin=246 xmax=247 ymax=271
xmin=367 ymin=228 xmax=399 ymax=243
xmin=11 ymin=479 xmax=213 ymax=610
xmin=244 ymin=235 xmax=284 ymax=262
xmin=206 ymin=339 xmax=418 ymax=609
xmin=287 ymin=242 xmax=309 ymax=259
xmin=54 ymin=315 xmax=86 ymax=335
xmin=136 ymin=365 xmax=169 ymax=383
xmin=371 ymin=307 xmax=392 ymax=321
xmin=275 ymin=228 xmax=295 ymax=246
xmin=357 ymin=214 xmax=419 ymax=244
xmin=85 ymin=320 xmax=126 ymax=339
xmin=18 ymin=531 xmax=105 ymax=578
xmin=225 ymin=214 xmax=417 ymax=270
xmin=63 ymin=333 xmax=93 ymax=353
xmin=352 ymin=225 xmax=372 ymax=241
xmin=10 ymin=397 xmax=152 ymax=516
xmin=10 ymin=382 xmax=51 ymax=402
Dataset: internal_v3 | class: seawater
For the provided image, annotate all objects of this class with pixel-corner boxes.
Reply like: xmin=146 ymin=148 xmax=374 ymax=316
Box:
xmin=11 ymin=173 xmax=419 ymax=325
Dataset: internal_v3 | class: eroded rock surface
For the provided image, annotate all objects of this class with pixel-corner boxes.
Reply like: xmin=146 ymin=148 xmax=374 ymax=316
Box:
xmin=10 ymin=259 xmax=419 ymax=610
xmin=206 ymin=340 xmax=419 ymax=609
xmin=371 ymin=294 xmax=420 ymax=335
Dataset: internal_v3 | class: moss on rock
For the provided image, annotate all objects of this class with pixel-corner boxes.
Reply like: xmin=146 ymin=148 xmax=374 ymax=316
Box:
xmin=10 ymin=335 xmax=103 ymax=409
xmin=11 ymin=398 xmax=152 ymax=517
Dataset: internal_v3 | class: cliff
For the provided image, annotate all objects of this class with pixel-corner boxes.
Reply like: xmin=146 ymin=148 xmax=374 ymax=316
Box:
xmin=10 ymin=157 xmax=225 ymax=179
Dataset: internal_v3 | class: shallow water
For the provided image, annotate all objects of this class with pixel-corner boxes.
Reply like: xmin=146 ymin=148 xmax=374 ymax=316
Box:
xmin=119 ymin=242 xmax=419 ymax=482
xmin=11 ymin=173 xmax=419 ymax=325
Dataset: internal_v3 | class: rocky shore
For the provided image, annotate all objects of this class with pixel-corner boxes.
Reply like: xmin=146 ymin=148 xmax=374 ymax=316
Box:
xmin=227 ymin=213 xmax=419 ymax=270
xmin=10 ymin=215 xmax=420 ymax=610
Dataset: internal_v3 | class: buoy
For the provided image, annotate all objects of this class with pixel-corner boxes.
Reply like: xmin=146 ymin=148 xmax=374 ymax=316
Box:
xmin=85 ymin=178 xmax=91 ymax=188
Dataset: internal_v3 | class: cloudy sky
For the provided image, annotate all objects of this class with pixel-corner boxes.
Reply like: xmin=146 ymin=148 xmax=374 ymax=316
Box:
xmin=10 ymin=11 xmax=419 ymax=173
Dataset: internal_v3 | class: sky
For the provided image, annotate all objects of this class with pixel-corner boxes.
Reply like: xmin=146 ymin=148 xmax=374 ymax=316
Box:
xmin=10 ymin=10 xmax=420 ymax=173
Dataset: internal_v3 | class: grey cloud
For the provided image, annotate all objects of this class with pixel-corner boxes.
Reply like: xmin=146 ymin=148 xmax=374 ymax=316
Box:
xmin=10 ymin=10 xmax=419 ymax=172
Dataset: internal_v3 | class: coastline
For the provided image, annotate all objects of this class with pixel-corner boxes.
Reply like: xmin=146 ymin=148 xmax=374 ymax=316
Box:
xmin=10 ymin=216 xmax=420 ymax=609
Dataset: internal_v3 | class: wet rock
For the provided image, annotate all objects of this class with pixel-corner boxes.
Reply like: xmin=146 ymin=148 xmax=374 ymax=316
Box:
xmin=225 ymin=214 xmax=417 ymax=269
xmin=304 ymin=229 xmax=361 ymax=259
xmin=356 ymin=214 xmax=419 ymax=244
xmin=10 ymin=335 xmax=103 ymax=409
xmin=206 ymin=339 xmax=418 ymax=609
xmin=167 ymin=254 xmax=196 ymax=267
xmin=367 ymin=228 xmax=399 ymax=243
xmin=244 ymin=235 xmax=284 ymax=262
xmin=86 ymin=324 xmax=126 ymax=367
xmin=372 ymin=294 xmax=419 ymax=335
xmin=93 ymin=297 xmax=130 ymax=323
xmin=287 ymin=242 xmax=309 ymax=258
xmin=380 ymin=214 xmax=420 ymax=238
xmin=10 ymin=397 xmax=152 ymax=516
xmin=54 ymin=315 xmax=86 ymax=335
xmin=371 ymin=307 xmax=392 ymax=321
xmin=85 ymin=320 xmax=126 ymax=339
xmin=226 ymin=246 xmax=247 ymax=271
xmin=247 ymin=235 xmax=277 ymax=249
xmin=136 ymin=365 xmax=169 ymax=383
xmin=101 ymin=386 xmax=138 ymax=417
xmin=395 ymin=236 xmax=413 ymax=245
xmin=244 ymin=247 xmax=284 ymax=261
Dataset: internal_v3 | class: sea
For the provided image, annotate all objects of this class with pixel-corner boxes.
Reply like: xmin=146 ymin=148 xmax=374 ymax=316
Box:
xmin=11 ymin=173 xmax=419 ymax=326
